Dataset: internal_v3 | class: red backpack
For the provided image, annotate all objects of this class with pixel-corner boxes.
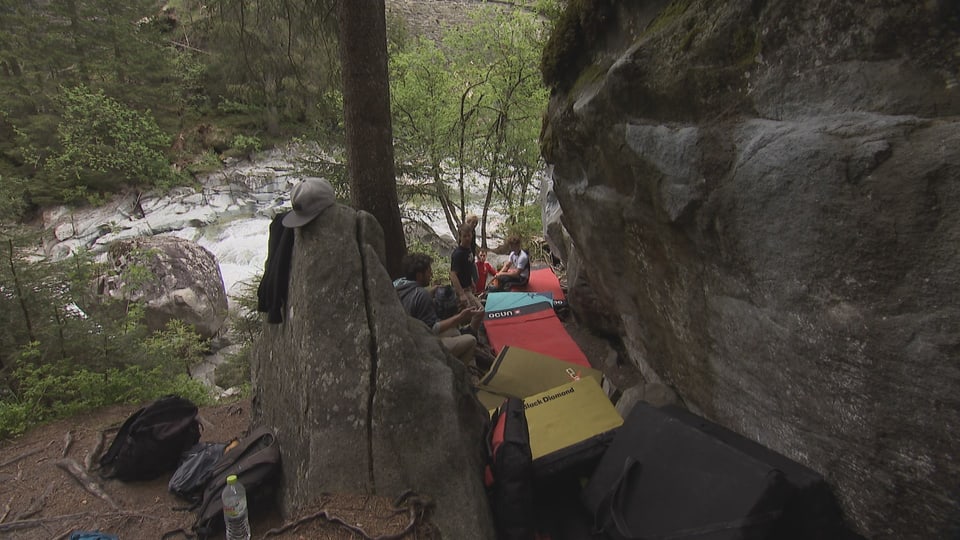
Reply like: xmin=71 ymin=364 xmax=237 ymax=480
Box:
xmin=485 ymin=397 xmax=535 ymax=540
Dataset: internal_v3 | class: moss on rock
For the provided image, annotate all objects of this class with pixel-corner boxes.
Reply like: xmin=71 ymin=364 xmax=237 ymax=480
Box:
xmin=540 ymin=0 xmax=615 ymax=92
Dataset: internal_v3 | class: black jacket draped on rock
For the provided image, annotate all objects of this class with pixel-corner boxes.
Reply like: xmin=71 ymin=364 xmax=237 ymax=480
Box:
xmin=257 ymin=212 xmax=295 ymax=324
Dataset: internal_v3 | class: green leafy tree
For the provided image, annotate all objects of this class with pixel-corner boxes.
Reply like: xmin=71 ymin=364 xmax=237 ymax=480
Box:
xmin=0 ymin=239 xmax=212 ymax=439
xmin=388 ymin=6 xmax=549 ymax=247
xmin=447 ymin=8 xmax=549 ymax=246
xmin=205 ymin=0 xmax=340 ymax=137
xmin=40 ymin=85 xmax=185 ymax=203
xmin=0 ymin=0 xmax=187 ymax=197
xmin=389 ymin=37 xmax=464 ymax=236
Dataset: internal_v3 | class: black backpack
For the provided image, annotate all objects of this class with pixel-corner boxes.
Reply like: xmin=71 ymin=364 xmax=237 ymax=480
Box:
xmin=484 ymin=397 xmax=535 ymax=540
xmin=193 ymin=426 xmax=281 ymax=538
xmin=99 ymin=395 xmax=201 ymax=481
xmin=433 ymin=284 xmax=459 ymax=319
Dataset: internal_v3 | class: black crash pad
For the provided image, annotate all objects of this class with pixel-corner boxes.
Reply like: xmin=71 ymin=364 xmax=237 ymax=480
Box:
xmin=582 ymin=402 xmax=848 ymax=540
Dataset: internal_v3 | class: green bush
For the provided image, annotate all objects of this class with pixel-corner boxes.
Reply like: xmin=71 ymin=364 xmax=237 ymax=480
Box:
xmin=229 ymin=277 xmax=264 ymax=345
xmin=0 ymin=241 xmax=215 ymax=440
xmin=43 ymin=84 xmax=187 ymax=200
xmin=143 ymin=319 xmax=208 ymax=376
xmin=186 ymin=150 xmax=224 ymax=177
xmin=503 ymin=204 xmax=544 ymax=243
xmin=213 ymin=345 xmax=252 ymax=392
xmin=228 ymin=134 xmax=263 ymax=160
xmin=0 ymin=362 xmax=210 ymax=440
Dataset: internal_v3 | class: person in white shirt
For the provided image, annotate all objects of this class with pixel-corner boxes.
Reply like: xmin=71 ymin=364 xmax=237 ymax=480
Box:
xmin=489 ymin=235 xmax=530 ymax=291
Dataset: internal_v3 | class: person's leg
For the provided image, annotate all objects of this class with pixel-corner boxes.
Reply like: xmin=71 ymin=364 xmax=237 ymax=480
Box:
xmin=441 ymin=333 xmax=477 ymax=367
xmin=496 ymin=274 xmax=522 ymax=291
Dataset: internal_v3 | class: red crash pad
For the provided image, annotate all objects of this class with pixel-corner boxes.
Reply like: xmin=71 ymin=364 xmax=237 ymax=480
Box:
xmin=483 ymin=292 xmax=588 ymax=367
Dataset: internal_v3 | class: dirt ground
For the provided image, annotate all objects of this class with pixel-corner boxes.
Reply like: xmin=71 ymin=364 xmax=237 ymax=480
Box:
xmin=0 ymin=312 xmax=638 ymax=540
xmin=0 ymin=398 xmax=440 ymax=539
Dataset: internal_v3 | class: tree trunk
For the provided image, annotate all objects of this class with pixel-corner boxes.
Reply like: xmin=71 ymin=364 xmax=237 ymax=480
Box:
xmin=6 ymin=239 xmax=35 ymax=344
xmin=337 ymin=0 xmax=405 ymax=278
xmin=66 ymin=0 xmax=90 ymax=83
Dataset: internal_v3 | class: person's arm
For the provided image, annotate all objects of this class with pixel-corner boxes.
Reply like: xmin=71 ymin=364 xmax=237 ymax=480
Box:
xmin=497 ymin=259 xmax=520 ymax=278
xmin=450 ymin=270 xmax=469 ymax=303
xmin=496 ymin=257 xmax=514 ymax=277
xmin=434 ymin=306 xmax=480 ymax=334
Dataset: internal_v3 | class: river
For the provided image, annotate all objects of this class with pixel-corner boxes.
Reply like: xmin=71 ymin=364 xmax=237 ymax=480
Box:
xmin=44 ymin=146 xmax=513 ymax=306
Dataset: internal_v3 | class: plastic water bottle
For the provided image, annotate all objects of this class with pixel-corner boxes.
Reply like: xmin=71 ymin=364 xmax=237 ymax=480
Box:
xmin=222 ymin=474 xmax=251 ymax=540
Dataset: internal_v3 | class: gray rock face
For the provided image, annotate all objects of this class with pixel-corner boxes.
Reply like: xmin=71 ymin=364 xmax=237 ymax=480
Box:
xmin=104 ymin=236 xmax=228 ymax=338
xmin=251 ymin=205 xmax=494 ymax=539
xmin=541 ymin=2 xmax=960 ymax=538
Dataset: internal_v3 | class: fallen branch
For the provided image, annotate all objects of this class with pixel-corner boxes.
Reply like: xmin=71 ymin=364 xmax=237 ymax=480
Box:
xmin=55 ymin=458 xmax=118 ymax=510
xmin=62 ymin=431 xmax=74 ymax=458
xmin=0 ymin=448 xmax=42 ymax=470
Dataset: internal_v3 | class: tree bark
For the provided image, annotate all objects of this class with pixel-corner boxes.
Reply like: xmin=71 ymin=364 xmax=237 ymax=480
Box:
xmin=337 ymin=0 xmax=405 ymax=278
xmin=6 ymin=239 xmax=34 ymax=344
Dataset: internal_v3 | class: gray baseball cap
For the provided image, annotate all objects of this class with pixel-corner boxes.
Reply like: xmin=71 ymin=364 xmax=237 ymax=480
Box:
xmin=282 ymin=178 xmax=335 ymax=228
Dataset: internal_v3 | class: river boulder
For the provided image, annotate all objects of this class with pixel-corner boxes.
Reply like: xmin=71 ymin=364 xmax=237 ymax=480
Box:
xmin=101 ymin=236 xmax=228 ymax=338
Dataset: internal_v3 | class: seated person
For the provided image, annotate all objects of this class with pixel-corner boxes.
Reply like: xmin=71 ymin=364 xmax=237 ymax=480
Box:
xmin=488 ymin=235 xmax=530 ymax=292
xmin=475 ymin=248 xmax=496 ymax=294
xmin=394 ymin=253 xmax=481 ymax=366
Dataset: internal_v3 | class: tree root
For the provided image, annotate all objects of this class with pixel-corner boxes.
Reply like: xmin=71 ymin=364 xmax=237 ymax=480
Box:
xmin=0 ymin=511 xmax=90 ymax=534
xmin=62 ymin=430 xmax=74 ymax=458
xmin=263 ymin=491 xmax=431 ymax=540
xmin=0 ymin=447 xmax=42 ymax=470
xmin=15 ymin=481 xmax=54 ymax=521
xmin=53 ymin=526 xmax=76 ymax=540
xmin=55 ymin=458 xmax=118 ymax=510
xmin=0 ymin=496 xmax=12 ymax=524
xmin=0 ymin=510 xmax=162 ymax=534
xmin=85 ymin=428 xmax=108 ymax=471
xmin=197 ymin=413 xmax=213 ymax=430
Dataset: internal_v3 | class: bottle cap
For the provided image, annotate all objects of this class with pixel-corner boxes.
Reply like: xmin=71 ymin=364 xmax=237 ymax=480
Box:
xmin=226 ymin=474 xmax=238 ymax=485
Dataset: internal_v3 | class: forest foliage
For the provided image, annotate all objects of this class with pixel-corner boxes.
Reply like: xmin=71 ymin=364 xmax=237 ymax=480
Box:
xmin=0 ymin=0 xmax=562 ymax=438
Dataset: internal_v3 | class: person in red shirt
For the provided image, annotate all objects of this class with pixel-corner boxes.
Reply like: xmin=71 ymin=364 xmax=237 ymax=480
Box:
xmin=475 ymin=248 xmax=497 ymax=294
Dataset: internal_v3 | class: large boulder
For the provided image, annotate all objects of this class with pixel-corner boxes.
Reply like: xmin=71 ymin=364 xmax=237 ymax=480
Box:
xmin=103 ymin=236 xmax=228 ymax=338
xmin=541 ymin=1 xmax=960 ymax=538
xmin=251 ymin=204 xmax=494 ymax=539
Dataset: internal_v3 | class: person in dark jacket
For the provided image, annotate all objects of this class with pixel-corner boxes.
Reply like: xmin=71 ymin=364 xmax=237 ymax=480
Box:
xmin=394 ymin=253 xmax=480 ymax=366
